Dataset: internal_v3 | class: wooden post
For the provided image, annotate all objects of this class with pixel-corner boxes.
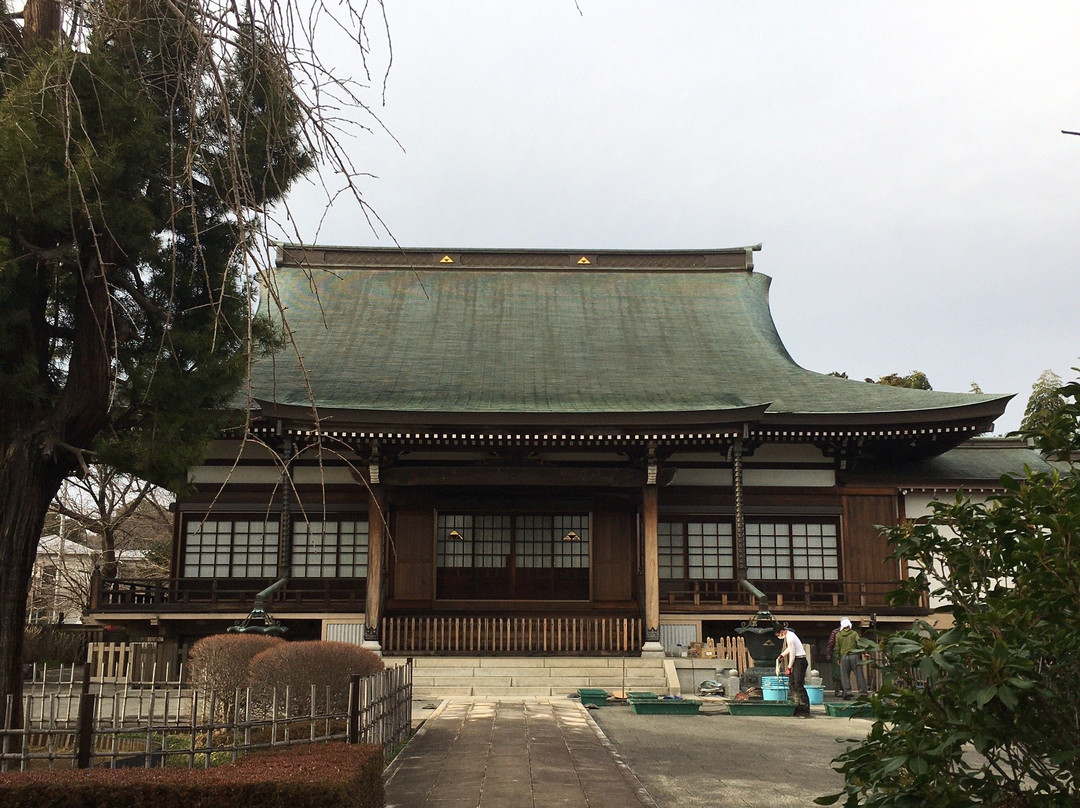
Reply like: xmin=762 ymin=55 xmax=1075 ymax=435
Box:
xmin=347 ymin=673 xmax=362 ymax=744
xmin=642 ymin=484 xmax=663 ymax=656
xmin=733 ymin=436 xmax=746 ymax=586
xmin=364 ymin=482 xmax=384 ymax=652
xmin=75 ymin=692 xmax=96 ymax=769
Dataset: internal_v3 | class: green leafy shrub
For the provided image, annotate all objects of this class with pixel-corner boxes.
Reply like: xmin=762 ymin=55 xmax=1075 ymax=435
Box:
xmin=817 ymin=377 xmax=1080 ymax=807
xmin=248 ymin=641 xmax=384 ymax=716
xmin=0 ymin=741 xmax=383 ymax=808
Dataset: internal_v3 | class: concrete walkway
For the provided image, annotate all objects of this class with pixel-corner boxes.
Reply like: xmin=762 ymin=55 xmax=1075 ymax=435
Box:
xmin=384 ymin=699 xmax=655 ymax=808
xmin=593 ymin=702 xmax=860 ymax=807
xmin=385 ymin=698 xmax=869 ymax=808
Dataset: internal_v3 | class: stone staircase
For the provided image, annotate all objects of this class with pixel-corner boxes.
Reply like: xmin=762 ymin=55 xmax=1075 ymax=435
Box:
xmin=382 ymin=656 xmax=668 ymax=699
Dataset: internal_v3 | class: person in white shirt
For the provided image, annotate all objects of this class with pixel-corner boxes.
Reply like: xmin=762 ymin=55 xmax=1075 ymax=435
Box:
xmin=774 ymin=625 xmax=811 ymax=718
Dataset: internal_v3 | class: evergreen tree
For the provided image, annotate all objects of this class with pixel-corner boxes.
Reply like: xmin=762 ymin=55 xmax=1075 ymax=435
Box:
xmin=0 ymin=0 xmax=383 ymax=707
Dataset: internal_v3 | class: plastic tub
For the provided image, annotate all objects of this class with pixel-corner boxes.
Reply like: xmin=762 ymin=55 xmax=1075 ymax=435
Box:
xmin=762 ymin=685 xmax=788 ymax=702
xmin=729 ymin=701 xmax=796 ymax=716
xmin=577 ymin=688 xmax=610 ymax=707
xmin=806 ymin=685 xmax=824 ymax=705
xmin=761 ymin=676 xmax=789 ymax=688
xmin=825 ymin=701 xmax=872 ymax=718
xmin=629 ymin=697 xmax=701 ymax=715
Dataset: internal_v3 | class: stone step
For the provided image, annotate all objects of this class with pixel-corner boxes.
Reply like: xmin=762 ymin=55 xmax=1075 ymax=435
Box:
xmin=386 ymin=656 xmax=668 ymax=698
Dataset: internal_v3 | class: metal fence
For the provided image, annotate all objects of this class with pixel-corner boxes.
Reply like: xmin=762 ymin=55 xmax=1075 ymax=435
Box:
xmin=1 ymin=660 xmax=412 ymax=772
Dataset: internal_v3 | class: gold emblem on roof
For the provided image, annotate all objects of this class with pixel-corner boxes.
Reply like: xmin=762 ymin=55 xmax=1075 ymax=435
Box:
xmin=577 ymin=256 xmax=591 ymax=264
xmin=440 ymin=255 xmax=454 ymax=263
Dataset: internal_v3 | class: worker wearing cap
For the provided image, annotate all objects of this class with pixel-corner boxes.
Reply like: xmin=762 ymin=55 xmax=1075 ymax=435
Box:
xmin=836 ymin=617 xmax=868 ymax=700
xmin=774 ymin=625 xmax=811 ymax=718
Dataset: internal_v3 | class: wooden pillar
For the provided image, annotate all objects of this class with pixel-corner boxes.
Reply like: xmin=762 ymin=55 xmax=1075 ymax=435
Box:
xmin=733 ymin=437 xmax=746 ymax=582
xmin=641 ymin=484 xmax=663 ymax=656
xmin=363 ymin=464 xmax=385 ymax=652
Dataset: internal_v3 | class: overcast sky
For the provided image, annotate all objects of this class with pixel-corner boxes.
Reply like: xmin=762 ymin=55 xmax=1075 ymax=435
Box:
xmin=277 ymin=2 xmax=1080 ymax=434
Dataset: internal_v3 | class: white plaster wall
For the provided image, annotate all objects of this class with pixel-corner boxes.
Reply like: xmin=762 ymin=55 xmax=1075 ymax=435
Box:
xmin=671 ymin=467 xmax=834 ymax=487
xmin=902 ymin=492 xmax=941 ymax=520
xmin=188 ymin=465 xmax=283 ymax=485
xmin=293 ymin=466 xmax=363 ymax=485
xmin=744 ymin=468 xmax=835 ymax=487
xmin=900 ymin=489 xmax=998 ymax=613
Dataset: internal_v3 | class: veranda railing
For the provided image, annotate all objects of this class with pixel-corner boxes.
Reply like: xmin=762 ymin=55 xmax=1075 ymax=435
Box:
xmin=0 ymin=660 xmax=412 ymax=772
xmin=382 ymin=615 xmax=643 ymax=654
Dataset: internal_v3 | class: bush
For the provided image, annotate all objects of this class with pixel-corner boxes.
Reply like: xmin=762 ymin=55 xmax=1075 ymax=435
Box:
xmin=187 ymin=633 xmax=285 ymax=718
xmin=22 ymin=626 xmax=87 ymax=665
xmin=818 ymin=376 xmax=1080 ymax=807
xmin=0 ymin=741 xmax=384 ymax=808
xmin=248 ymin=641 xmax=384 ymax=716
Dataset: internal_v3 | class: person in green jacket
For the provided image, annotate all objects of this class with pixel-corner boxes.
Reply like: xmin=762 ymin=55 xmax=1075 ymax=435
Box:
xmin=835 ymin=618 xmax=868 ymax=699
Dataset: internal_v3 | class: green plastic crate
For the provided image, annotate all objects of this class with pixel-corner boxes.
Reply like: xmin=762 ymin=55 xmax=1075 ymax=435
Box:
xmin=727 ymin=701 xmax=797 ymax=716
xmin=629 ymin=697 xmax=701 ymax=715
xmin=825 ymin=701 xmax=873 ymax=718
xmin=577 ymin=688 xmax=610 ymax=707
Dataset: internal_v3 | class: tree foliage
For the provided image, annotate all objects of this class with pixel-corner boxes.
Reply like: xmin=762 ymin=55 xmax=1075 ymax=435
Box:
xmin=1019 ymin=370 xmax=1073 ymax=456
xmin=869 ymin=371 xmax=932 ymax=390
xmin=818 ymin=378 xmax=1080 ymax=807
xmin=0 ymin=0 xmax=387 ymax=707
xmin=828 ymin=371 xmax=934 ymax=390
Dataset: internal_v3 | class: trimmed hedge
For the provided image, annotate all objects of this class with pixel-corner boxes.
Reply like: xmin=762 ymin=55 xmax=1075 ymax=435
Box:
xmin=248 ymin=641 xmax=385 ymax=716
xmin=0 ymin=742 xmax=383 ymax=808
xmin=187 ymin=633 xmax=286 ymax=694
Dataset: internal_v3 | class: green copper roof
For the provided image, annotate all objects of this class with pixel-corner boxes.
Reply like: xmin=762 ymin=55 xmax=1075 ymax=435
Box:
xmin=249 ymin=246 xmax=1010 ymax=427
xmin=851 ymin=438 xmax=1060 ymax=486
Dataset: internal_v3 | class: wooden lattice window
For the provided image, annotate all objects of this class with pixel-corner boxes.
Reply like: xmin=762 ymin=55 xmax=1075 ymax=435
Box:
xmin=291 ymin=519 xmax=369 ymax=578
xmin=745 ymin=520 xmax=839 ymax=581
xmin=658 ymin=520 xmax=734 ymax=580
xmin=182 ymin=519 xmax=279 ymax=578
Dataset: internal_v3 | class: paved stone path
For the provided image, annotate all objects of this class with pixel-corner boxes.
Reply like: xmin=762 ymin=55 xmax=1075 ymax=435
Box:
xmin=385 ymin=698 xmax=871 ymax=807
xmin=384 ymin=699 xmax=655 ymax=808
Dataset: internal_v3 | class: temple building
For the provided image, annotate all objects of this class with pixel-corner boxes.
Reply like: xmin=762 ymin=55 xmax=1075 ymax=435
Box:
xmin=90 ymin=245 xmax=1053 ymax=669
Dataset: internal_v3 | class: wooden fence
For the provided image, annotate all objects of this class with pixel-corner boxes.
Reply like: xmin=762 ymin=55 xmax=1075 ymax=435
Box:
xmin=382 ymin=615 xmax=642 ymax=654
xmin=85 ymin=642 xmax=183 ymax=686
xmin=710 ymin=636 xmax=753 ymax=673
xmin=1 ymin=661 xmax=412 ymax=772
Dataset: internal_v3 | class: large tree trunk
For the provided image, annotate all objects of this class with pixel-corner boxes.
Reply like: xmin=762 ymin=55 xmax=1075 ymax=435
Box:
xmin=0 ymin=254 xmax=113 ymax=708
xmin=0 ymin=437 xmax=66 ymax=713
xmin=22 ymin=0 xmax=62 ymax=41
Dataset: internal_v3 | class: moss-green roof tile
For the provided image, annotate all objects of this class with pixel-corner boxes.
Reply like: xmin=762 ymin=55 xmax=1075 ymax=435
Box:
xmin=249 ymin=247 xmax=1010 ymax=427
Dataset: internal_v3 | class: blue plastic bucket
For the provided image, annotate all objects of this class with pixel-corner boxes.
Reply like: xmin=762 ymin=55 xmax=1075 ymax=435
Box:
xmin=806 ymin=685 xmax=824 ymax=705
xmin=762 ymin=685 xmax=788 ymax=702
